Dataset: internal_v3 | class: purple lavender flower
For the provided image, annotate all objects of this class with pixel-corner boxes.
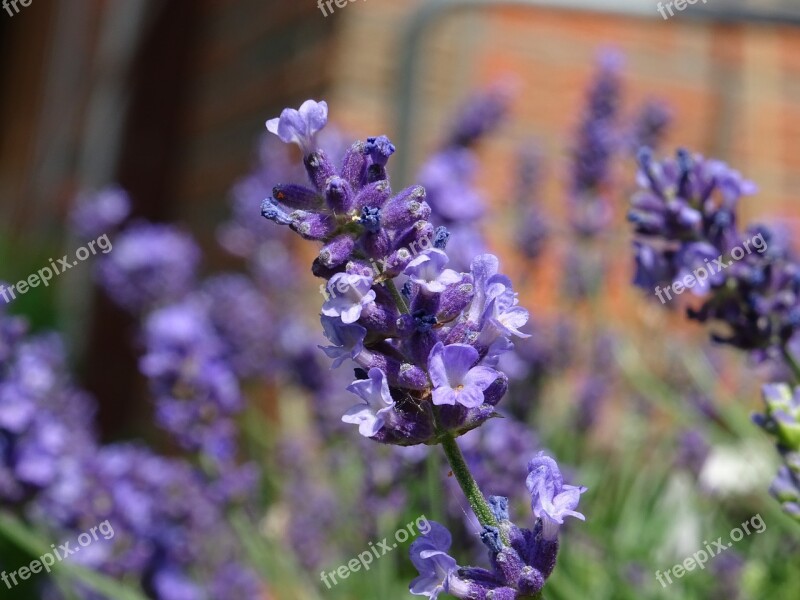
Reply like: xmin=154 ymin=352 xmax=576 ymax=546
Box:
xmin=140 ymin=300 xmax=243 ymax=461
xmin=569 ymin=49 xmax=623 ymax=236
xmin=526 ymin=452 xmax=587 ymax=540
xmin=428 ymin=342 xmax=499 ymax=408
xmin=266 ymin=99 xmax=328 ymax=154
xmin=97 ymin=222 xmax=201 ymax=314
xmin=70 ymin=186 xmax=131 ymax=240
xmin=446 ymin=84 xmax=511 ymax=149
xmin=35 ymin=444 xmax=263 ymax=598
xmin=628 ymin=99 xmax=672 ymax=153
xmin=342 ymin=368 xmax=396 ymax=437
xmin=409 ymin=522 xmax=459 ymax=599
xmin=260 ymin=99 xmax=528 ymax=444
xmin=405 ymin=249 xmax=462 ymax=294
xmin=322 ymin=272 xmax=377 ymax=324
xmin=418 ymin=149 xmax=485 ymax=224
xmin=770 ymin=463 xmax=800 ymax=519
xmin=628 ymin=149 xmax=799 ymax=354
xmin=319 ymin=316 xmax=367 ymax=368
xmin=411 ymin=456 xmax=585 ymax=598
xmin=0 ymin=334 xmax=95 ymax=503
xmin=201 ymin=274 xmax=275 ymax=378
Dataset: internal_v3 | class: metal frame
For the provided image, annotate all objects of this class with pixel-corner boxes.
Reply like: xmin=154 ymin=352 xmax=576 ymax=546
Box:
xmin=394 ymin=0 xmax=800 ymax=182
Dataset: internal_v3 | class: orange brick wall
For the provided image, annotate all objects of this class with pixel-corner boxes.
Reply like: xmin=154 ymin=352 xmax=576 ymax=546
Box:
xmin=326 ymin=3 xmax=799 ymax=324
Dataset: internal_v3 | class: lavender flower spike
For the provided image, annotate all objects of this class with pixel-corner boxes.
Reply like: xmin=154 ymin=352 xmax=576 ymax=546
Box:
xmin=428 ymin=342 xmax=499 ymax=408
xmin=526 ymin=452 xmax=587 ymax=540
xmin=409 ymin=522 xmax=459 ymax=599
xmin=342 ymin=368 xmax=395 ymax=437
xmin=266 ymin=99 xmax=328 ymax=154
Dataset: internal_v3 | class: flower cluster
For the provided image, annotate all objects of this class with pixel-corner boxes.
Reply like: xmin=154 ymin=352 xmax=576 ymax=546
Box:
xmin=35 ymin=444 xmax=261 ymax=599
xmin=263 ymin=99 xmax=585 ymax=599
xmin=627 ymin=148 xmax=800 ymax=356
xmin=97 ymin=222 xmax=201 ymax=314
xmin=0 ymin=328 xmax=95 ymax=505
xmin=628 ymin=100 xmax=672 ymax=155
xmin=410 ymin=454 xmax=585 ymax=599
xmin=568 ymin=50 xmax=622 ymax=237
xmin=628 ymin=148 xmax=800 ymax=520
xmin=0 ymin=282 xmax=262 ymax=597
xmin=263 ymin=100 xmax=529 ymax=446
xmin=140 ymin=299 xmax=244 ymax=463
xmin=70 ymin=186 xmax=131 ymax=240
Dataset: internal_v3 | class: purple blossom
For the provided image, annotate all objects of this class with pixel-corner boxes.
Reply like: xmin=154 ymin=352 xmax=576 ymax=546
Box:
xmin=319 ymin=316 xmax=367 ymax=368
xmin=418 ymin=149 xmax=485 ymax=224
xmin=526 ymin=452 xmax=587 ymax=540
xmin=342 ymin=368 xmax=395 ymax=437
xmin=628 ymin=99 xmax=672 ymax=153
xmin=35 ymin=444 xmax=262 ymax=598
xmin=428 ymin=342 xmax=499 ymax=408
xmin=260 ymin=99 xmax=532 ymax=444
xmin=265 ymin=99 xmax=328 ymax=154
xmin=770 ymin=463 xmax=800 ymax=519
xmin=409 ymin=522 xmax=459 ymax=599
xmin=70 ymin=186 xmax=131 ymax=240
xmin=0 ymin=334 xmax=95 ymax=503
xmin=569 ymin=49 xmax=623 ymax=236
xmin=405 ymin=249 xmax=462 ymax=294
xmin=140 ymin=300 xmax=243 ymax=461
xmin=321 ymin=272 xmax=376 ymax=324
xmin=446 ymin=84 xmax=511 ymax=148
xmin=97 ymin=223 xmax=201 ymax=314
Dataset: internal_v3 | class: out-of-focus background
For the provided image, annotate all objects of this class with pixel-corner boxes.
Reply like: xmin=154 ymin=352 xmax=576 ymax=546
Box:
xmin=1 ymin=1 xmax=800 ymax=599
xmin=1 ymin=0 xmax=798 ymax=436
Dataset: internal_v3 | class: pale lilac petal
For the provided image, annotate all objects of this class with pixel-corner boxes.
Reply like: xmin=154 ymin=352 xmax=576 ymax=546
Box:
xmin=427 ymin=342 xmax=449 ymax=389
xmin=341 ymin=404 xmax=384 ymax=437
xmin=463 ymin=366 xmax=499 ymax=390
xmin=454 ymin=385 xmax=484 ymax=408
xmin=432 ymin=387 xmax=457 ymax=406
xmin=298 ymin=99 xmax=328 ymax=132
xmin=441 ymin=344 xmax=479 ymax=385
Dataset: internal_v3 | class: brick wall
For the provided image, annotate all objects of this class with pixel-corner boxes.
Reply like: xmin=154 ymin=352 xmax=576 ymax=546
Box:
xmin=327 ymin=1 xmax=800 ymax=319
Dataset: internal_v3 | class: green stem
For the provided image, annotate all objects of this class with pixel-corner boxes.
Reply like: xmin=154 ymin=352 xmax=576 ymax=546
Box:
xmin=440 ymin=433 xmax=501 ymax=534
xmin=385 ymin=279 xmax=409 ymax=314
xmin=781 ymin=345 xmax=800 ymax=385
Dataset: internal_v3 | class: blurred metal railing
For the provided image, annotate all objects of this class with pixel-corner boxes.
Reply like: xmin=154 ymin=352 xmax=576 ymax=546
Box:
xmin=394 ymin=0 xmax=800 ymax=183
